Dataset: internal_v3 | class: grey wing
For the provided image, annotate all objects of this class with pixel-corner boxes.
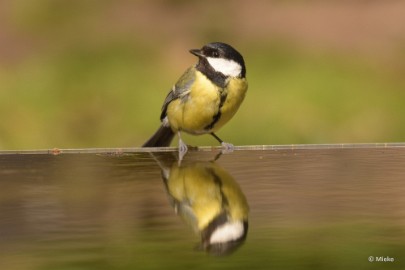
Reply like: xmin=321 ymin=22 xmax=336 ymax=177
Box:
xmin=160 ymin=67 xmax=196 ymax=121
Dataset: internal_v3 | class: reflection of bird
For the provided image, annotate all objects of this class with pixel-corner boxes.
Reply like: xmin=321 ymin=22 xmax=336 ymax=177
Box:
xmin=156 ymin=154 xmax=249 ymax=255
xmin=143 ymin=42 xmax=248 ymax=159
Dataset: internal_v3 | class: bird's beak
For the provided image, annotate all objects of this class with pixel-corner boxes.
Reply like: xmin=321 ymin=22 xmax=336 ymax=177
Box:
xmin=189 ymin=49 xmax=204 ymax=58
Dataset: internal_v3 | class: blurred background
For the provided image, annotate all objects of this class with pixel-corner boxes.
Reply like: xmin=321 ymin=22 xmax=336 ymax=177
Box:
xmin=1 ymin=0 xmax=405 ymax=150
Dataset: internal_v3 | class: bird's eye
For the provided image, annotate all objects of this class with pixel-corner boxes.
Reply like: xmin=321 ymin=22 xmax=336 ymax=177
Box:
xmin=212 ymin=51 xmax=219 ymax=57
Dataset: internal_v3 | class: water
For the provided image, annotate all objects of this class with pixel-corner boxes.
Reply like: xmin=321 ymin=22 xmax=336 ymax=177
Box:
xmin=1 ymin=145 xmax=404 ymax=269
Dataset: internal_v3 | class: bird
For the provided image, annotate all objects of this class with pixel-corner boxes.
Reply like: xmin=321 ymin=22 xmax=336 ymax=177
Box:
xmin=153 ymin=152 xmax=249 ymax=255
xmin=142 ymin=42 xmax=248 ymax=159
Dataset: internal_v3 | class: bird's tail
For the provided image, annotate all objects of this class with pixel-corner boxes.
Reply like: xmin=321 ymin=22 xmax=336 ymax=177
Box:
xmin=142 ymin=125 xmax=175 ymax=147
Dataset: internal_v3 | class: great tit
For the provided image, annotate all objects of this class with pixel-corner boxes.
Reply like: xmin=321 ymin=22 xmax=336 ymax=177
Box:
xmin=154 ymin=153 xmax=249 ymax=255
xmin=143 ymin=42 xmax=248 ymax=159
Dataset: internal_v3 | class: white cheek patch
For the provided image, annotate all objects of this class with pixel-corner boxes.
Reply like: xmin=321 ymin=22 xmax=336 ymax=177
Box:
xmin=206 ymin=57 xmax=242 ymax=77
xmin=209 ymin=221 xmax=244 ymax=244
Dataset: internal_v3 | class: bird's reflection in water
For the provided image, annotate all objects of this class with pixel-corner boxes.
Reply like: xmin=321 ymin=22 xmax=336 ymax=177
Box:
xmin=153 ymin=152 xmax=249 ymax=256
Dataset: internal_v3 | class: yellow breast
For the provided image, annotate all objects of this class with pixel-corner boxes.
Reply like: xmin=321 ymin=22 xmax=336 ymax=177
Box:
xmin=211 ymin=77 xmax=248 ymax=132
xmin=166 ymin=71 xmax=248 ymax=134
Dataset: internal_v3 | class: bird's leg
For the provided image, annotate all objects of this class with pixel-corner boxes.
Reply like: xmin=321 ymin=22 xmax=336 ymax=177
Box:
xmin=178 ymin=131 xmax=188 ymax=161
xmin=213 ymin=151 xmax=223 ymax=161
xmin=210 ymin=132 xmax=234 ymax=153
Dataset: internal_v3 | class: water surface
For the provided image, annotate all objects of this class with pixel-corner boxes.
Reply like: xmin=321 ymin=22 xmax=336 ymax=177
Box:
xmin=1 ymin=145 xmax=404 ymax=269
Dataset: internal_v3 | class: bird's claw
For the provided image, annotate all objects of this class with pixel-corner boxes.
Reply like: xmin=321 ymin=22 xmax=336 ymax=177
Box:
xmin=221 ymin=142 xmax=234 ymax=154
xmin=178 ymin=139 xmax=188 ymax=162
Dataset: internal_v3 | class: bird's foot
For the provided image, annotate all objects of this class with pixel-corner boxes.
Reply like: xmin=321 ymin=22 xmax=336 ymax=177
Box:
xmin=221 ymin=142 xmax=234 ymax=154
xmin=178 ymin=138 xmax=188 ymax=162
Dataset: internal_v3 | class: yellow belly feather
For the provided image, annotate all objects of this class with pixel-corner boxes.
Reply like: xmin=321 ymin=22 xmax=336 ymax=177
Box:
xmin=166 ymin=71 xmax=248 ymax=134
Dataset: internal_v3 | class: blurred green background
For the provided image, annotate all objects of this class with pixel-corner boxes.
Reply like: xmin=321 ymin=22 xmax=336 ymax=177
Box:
xmin=1 ymin=0 xmax=405 ymax=150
